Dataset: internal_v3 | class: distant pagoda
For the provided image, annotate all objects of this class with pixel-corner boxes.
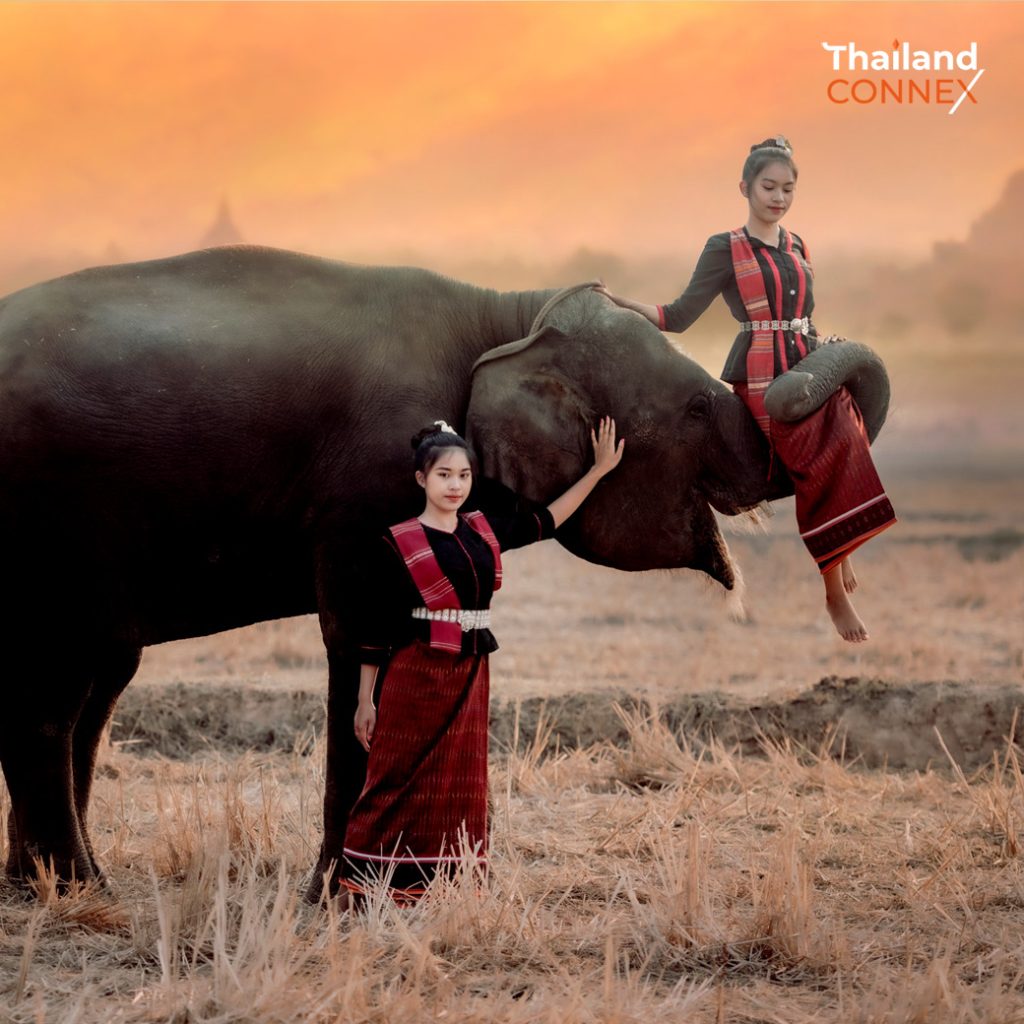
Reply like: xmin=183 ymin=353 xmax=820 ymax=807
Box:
xmin=200 ymin=197 xmax=245 ymax=247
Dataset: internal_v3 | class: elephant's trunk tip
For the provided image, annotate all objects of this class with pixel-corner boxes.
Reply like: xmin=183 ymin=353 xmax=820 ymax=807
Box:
xmin=704 ymin=525 xmax=746 ymax=611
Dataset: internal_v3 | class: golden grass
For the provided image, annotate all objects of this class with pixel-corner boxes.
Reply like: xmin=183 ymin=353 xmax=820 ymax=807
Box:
xmin=4 ymin=709 xmax=1024 ymax=1021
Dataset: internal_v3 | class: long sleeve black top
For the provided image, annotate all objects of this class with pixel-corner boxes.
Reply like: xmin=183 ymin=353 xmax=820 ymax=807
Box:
xmin=657 ymin=229 xmax=820 ymax=383
xmin=356 ymin=496 xmax=555 ymax=664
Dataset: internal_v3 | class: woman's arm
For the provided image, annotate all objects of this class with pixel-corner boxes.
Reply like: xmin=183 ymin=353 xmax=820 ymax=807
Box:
xmin=351 ymin=535 xmax=412 ymax=751
xmin=547 ymin=416 xmax=624 ymax=529
xmin=354 ymin=663 xmax=378 ymax=752
xmin=592 ymin=286 xmax=660 ymax=326
xmin=595 ymin=234 xmax=732 ymax=333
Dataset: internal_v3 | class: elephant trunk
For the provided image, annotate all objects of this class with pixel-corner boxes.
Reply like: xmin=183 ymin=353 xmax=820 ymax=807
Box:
xmin=764 ymin=341 xmax=890 ymax=443
xmin=701 ymin=386 xmax=777 ymax=513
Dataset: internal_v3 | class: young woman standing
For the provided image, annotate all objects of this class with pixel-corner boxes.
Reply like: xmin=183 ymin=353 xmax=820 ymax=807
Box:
xmin=339 ymin=417 xmax=623 ymax=903
xmin=596 ymin=135 xmax=896 ymax=643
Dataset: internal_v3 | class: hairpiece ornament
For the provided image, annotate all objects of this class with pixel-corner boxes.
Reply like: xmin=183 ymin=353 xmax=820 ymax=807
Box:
xmin=772 ymin=134 xmax=792 ymax=154
xmin=433 ymin=419 xmax=456 ymax=434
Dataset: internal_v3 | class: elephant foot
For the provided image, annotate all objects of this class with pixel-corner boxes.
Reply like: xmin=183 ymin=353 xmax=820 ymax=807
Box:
xmin=303 ymin=853 xmax=344 ymax=905
xmin=1 ymin=871 xmax=40 ymax=902
xmin=6 ymin=845 xmax=104 ymax=898
xmin=303 ymin=869 xmax=324 ymax=905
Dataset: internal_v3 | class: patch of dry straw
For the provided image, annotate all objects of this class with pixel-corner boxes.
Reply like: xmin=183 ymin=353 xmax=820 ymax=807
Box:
xmin=2 ymin=706 xmax=1024 ymax=1022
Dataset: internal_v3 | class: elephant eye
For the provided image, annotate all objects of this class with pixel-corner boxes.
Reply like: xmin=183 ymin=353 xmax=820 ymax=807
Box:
xmin=687 ymin=394 xmax=712 ymax=421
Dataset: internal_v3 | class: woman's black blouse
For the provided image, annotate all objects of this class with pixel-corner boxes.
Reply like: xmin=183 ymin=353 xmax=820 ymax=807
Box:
xmin=658 ymin=229 xmax=820 ymax=383
xmin=356 ymin=500 xmax=556 ymax=664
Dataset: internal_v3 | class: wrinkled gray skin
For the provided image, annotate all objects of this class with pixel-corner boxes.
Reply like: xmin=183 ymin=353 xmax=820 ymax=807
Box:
xmin=765 ymin=341 xmax=889 ymax=441
xmin=0 ymin=246 xmax=887 ymax=901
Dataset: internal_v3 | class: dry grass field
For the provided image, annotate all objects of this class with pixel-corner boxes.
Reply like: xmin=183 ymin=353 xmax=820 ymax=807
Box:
xmin=2 ymin=468 xmax=1023 ymax=1022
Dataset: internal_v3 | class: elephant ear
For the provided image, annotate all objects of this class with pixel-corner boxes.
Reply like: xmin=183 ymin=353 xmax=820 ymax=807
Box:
xmin=764 ymin=341 xmax=891 ymax=443
xmin=466 ymin=325 xmax=593 ymax=503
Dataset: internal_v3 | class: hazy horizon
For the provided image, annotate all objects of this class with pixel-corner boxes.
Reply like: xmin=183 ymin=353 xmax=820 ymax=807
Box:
xmin=2 ymin=3 xmax=1021 ymax=270
xmin=2 ymin=1 xmax=1020 ymax=467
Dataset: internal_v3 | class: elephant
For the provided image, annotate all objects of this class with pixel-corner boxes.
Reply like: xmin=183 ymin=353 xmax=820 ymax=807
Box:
xmin=0 ymin=245 xmax=889 ymax=899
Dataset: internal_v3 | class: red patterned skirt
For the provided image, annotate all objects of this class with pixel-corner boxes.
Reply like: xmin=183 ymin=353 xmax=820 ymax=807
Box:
xmin=340 ymin=642 xmax=490 ymax=903
xmin=735 ymin=384 xmax=897 ymax=574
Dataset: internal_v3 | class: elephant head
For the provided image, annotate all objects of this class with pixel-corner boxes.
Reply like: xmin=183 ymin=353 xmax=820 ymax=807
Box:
xmin=465 ymin=287 xmax=767 ymax=588
xmin=465 ymin=286 xmax=891 ymax=589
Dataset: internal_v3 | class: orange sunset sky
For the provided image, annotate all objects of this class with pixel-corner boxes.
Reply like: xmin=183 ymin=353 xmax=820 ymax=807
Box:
xmin=1 ymin=1 xmax=1022 ymax=276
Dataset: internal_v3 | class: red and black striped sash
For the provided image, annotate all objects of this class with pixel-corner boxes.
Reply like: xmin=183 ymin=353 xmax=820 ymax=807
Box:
xmin=730 ymin=226 xmax=811 ymax=436
xmin=388 ymin=513 xmax=503 ymax=654
xmin=461 ymin=511 xmax=502 ymax=591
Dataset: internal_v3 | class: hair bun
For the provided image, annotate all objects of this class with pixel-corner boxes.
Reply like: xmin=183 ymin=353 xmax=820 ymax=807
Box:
xmin=750 ymin=134 xmax=793 ymax=156
xmin=410 ymin=420 xmax=461 ymax=450
xmin=410 ymin=426 xmax=436 ymax=450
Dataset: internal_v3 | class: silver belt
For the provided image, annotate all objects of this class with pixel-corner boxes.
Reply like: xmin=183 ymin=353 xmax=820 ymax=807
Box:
xmin=411 ymin=607 xmax=491 ymax=632
xmin=740 ymin=317 xmax=811 ymax=334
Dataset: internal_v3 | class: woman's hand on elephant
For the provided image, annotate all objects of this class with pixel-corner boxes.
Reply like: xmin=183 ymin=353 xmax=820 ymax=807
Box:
xmin=821 ymin=333 xmax=848 ymax=344
xmin=591 ymin=416 xmax=625 ymax=477
xmin=592 ymin=286 xmax=661 ymax=327
xmin=354 ymin=700 xmax=377 ymax=752
xmin=546 ymin=417 xmax=624 ymax=527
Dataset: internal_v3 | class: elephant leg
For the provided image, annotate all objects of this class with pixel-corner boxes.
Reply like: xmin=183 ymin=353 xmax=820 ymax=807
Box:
xmin=304 ymin=649 xmax=368 ymax=903
xmin=0 ymin=653 xmax=97 ymax=886
xmin=70 ymin=644 xmax=141 ymax=882
xmin=5 ymin=802 xmax=17 ymax=881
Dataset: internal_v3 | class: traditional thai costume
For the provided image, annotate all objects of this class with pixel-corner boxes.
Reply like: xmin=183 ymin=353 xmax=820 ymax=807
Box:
xmin=656 ymin=227 xmax=896 ymax=573
xmin=340 ymin=500 xmax=554 ymax=902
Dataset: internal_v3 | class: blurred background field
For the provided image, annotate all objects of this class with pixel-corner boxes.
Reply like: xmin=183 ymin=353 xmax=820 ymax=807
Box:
xmin=135 ymin=466 xmax=1024 ymax=705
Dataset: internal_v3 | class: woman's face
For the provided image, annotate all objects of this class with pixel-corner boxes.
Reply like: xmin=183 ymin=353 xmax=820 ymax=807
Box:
xmin=416 ymin=447 xmax=473 ymax=513
xmin=742 ymin=160 xmax=796 ymax=224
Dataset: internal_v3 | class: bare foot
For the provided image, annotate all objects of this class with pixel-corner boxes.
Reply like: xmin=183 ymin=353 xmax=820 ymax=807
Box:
xmin=824 ymin=564 xmax=869 ymax=642
xmin=826 ymin=591 xmax=869 ymax=642
xmin=841 ymin=557 xmax=858 ymax=594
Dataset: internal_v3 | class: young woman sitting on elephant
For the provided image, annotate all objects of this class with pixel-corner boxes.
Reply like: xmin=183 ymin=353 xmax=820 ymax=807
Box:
xmin=596 ymin=135 xmax=896 ymax=643
xmin=339 ymin=417 xmax=623 ymax=905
